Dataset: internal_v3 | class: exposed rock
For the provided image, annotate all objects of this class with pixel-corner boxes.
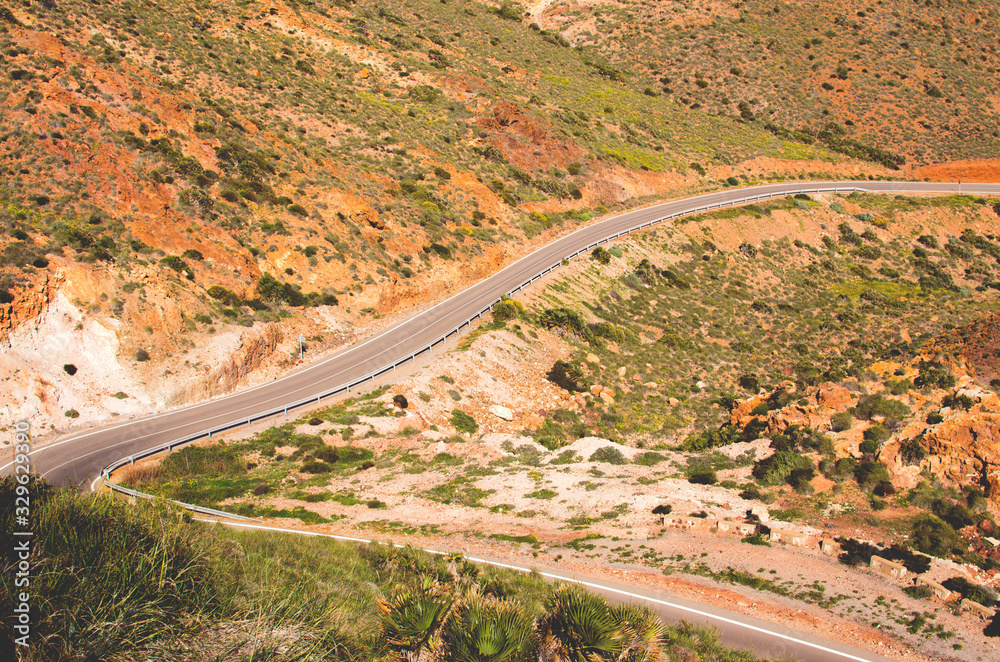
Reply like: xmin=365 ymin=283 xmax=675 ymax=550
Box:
xmin=599 ymin=391 xmax=615 ymax=405
xmin=585 ymin=353 xmax=600 ymax=364
xmin=490 ymin=404 xmax=514 ymax=421
xmin=884 ymin=412 xmax=1000 ymax=513
xmin=815 ymin=382 xmax=854 ymax=412
xmin=590 ymin=384 xmax=603 ymax=395
xmin=170 ymin=324 xmax=282 ymax=403
xmin=617 ymin=366 xmax=627 ymax=377
xmin=522 ymin=413 xmax=544 ymax=429
xmin=767 ymin=406 xmax=827 ymax=435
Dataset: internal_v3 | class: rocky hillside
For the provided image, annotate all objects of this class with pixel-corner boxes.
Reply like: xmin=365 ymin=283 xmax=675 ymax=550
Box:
xmin=531 ymin=0 xmax=1000 ymax=167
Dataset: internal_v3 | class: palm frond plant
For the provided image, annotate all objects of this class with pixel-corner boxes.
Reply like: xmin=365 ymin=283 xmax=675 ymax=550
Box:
xmin=541 ymin=586 xmax=626 ymax=662
xmin=378 ymin=580 xmax=453 ymax=662
xmin=443 ymin=596 xmax=539 ymax=662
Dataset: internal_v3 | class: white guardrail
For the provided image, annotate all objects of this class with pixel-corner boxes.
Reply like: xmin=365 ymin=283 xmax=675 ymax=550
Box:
xmin=100 ymin=185 xmax=870 ymax=518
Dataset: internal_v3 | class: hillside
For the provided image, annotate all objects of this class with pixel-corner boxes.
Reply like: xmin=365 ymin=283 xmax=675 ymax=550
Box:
xmin=0 ymin=0 xmax=924 ymax=432
xmin=531 ymin=0 xmax=1000 ymax=167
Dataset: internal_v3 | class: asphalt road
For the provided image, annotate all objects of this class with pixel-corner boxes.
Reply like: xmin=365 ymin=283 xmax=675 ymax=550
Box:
xmin=7 ymin=180 xmax=1000 ymax=487
xmin=213 ymin=519 xmax=899 ymax=662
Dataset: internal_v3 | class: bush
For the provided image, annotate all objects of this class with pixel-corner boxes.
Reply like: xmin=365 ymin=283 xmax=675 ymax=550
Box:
xmin=751 ymin=451 xmax=812 ymax=486
xmin=135 ymin=348 xmax=150 ymax=362
xmin=492 ymin=297 xmax=524 ymax=321
xmin=904 ymin=584 xmax=934 ymax=600
xmin=830 ymin=411 xmax=853 ymax=432
xmin=546 ymin=360 xmax=586 ymax=392
xmin=910 ymin=514 xmax=962 ymax=557
xmin=932 ymin=499 xmax=975 ymax=530
xmin=915 ymin=360 xmax=955 ymax=389
xmin=854 ymin=394 xmax=910 ymax=422
xmin=450 ymin=409 xmax=478 ymax=435
xmin=393 ymin=394 xmax=408 ymax=409
xmin=942 ymin=577 xmax=998 ymax=606
xmin=590 ymin=246 xmax=612 ymax=264
xmin=307 ymin=417 xmax=323 ymax=426
xmin=688 ymin=468 xmax=717 ymax=485
xmin=899 ymin=438 xmax=927 ymax=465
xmin=63 ymin=364 xmax=77 ymax=375
xmin=65 ymin=409 xmax=80 ymax=418
xmin=742 ymin=534 xmax=770 ymax=546
xmin=301 ymin=460 xmax=332 ymax=474
xmin=652 ymin=504 xmax=673 ymax=515
xmin=589 ymin=446 xmax=627 ymax=465
xmin=854 ymin=461 xmax=891 ymax=491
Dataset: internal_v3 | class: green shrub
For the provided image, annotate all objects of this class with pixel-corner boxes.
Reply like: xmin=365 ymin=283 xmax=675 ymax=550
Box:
xmin=590 ymin=246 xmax=612 ymax=264
xmin=915 ymin=360 xmax=955 ymax=389
xmin=853 ymin=394 xmax=910 ymax=422
xmin=898 ymin=438 xmax=927 ymax=465
xmin=301 ymin=460 xmax=332 ymax=474
xmin=751 ymin=451 xmax=812 ymax=486
xmin=634 ymin=452 xmax=666 ymax=466
xmin=931 ymin=499 xmax=975 ymax=530
xmin=546 ymin=360 xmax=586 ymax=392
xmin=910 ymin=515 xmax=962 ymax=557
xmin=942 ymin=577 xmax=998 ymax=606
xmin=742 ymin=533 xmax=770 ymax=546
xmin=589 ymin=446 xmax=627 ymax=465
xmin=853 ymin=461 xmax=891 ymax=491
xmin=688 ymin=468 xmax=717 ymax=485
xmin=450 ymin=409 xmax=478 ymax=434
xmin=830 ymin=411 xmax=853 ymax=432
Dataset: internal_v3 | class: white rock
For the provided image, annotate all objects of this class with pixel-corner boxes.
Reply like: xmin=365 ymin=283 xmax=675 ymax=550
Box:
xmin=490 ymin=405 xmax=514 ymax=421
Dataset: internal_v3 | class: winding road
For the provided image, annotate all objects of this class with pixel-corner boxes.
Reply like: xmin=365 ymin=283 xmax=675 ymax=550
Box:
xmin=6 ymin=179 xmax=1000 ymax=661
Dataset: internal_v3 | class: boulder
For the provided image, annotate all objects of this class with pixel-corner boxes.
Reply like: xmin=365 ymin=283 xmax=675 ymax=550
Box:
xmin=599 ymin=391 xmax=615 ymax=405
xmin=586 ymin=353 xmax=600 ymax=364
xmin=490 ymin=405 xmax=514 ymax=421
xmin=815 ymin=382 xmax=854 ymax=412
xmin=590 ymin=384 xmax=604 ymax=396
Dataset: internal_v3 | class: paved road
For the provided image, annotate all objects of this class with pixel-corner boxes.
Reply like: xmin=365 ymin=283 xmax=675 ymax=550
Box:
xmin=214 ymin=519 xmax=898 ymax=662
xmin=5 ymin=180 xmax=1000 ymax=487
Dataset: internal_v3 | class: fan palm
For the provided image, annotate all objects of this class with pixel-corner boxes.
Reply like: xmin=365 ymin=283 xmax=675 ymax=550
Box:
xmin=610 ymin=604 xmax=664 ymax=662
xmin=541 ymin=586 xmax=626 ymax=662
xmin=444 ymin=596 xmax=539 ymax=662
xmin=378 ymin=582 xmax=453 ymax=662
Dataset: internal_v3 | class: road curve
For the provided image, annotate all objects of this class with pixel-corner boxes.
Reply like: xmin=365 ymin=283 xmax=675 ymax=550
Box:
xmin=7 ymin=180 xmax=1000 ymax=486
xmin=213 ymin=519 xmax=898 ymax=662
